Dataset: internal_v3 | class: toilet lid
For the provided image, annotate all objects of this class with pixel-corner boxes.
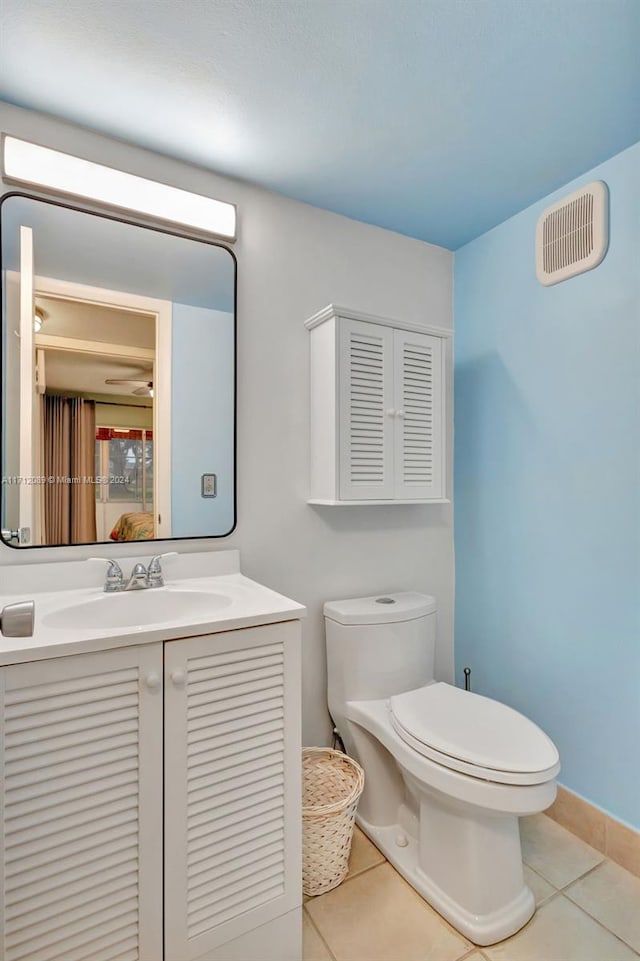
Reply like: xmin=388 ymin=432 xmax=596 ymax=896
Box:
xmin=390 ymin=683 xmax=560 ymax=784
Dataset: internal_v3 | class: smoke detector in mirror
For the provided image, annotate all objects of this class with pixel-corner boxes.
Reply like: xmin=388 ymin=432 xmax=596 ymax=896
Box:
xmin=536 ymin=181 xmax=608 ymax=286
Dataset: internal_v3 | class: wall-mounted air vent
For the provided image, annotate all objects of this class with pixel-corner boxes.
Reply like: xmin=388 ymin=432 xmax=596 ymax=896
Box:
xmin=536 ymin=181 xmax=608 ymax=286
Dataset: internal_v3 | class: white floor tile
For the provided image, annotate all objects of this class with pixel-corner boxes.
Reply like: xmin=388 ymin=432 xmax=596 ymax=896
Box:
xmin=483 ymin=894 xmax=638 ymax=961
xmin=306 ymin=863 xmax=471 ymax=961
xmin=520 ymin=813 xmax=604 ymax=887
xmin=565 ymin=859 xmax=640 ymax=953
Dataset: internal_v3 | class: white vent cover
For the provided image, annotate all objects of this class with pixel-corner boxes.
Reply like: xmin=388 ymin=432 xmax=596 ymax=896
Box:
xmin=536 ymin=181 xmax=608 ymax=286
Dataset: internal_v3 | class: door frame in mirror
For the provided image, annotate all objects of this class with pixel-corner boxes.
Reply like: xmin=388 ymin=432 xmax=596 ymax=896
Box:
xmin=15 ymin=272 xmax=173 ymax=540
xmin=0 ymin=190 xmax=238 ymax=548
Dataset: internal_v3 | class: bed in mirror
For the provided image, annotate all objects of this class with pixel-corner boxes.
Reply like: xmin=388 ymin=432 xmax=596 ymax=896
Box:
xmin=1 ymin=193 xmax=236 ymax=547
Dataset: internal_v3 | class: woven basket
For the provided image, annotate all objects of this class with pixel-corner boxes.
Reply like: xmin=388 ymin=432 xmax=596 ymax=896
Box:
xmin=302 ymin=747 xmax=365 ymax=897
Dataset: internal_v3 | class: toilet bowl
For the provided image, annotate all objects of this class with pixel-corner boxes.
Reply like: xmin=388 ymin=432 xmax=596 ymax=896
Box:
xmin=324 ymin=592 xmax=560 ymax=946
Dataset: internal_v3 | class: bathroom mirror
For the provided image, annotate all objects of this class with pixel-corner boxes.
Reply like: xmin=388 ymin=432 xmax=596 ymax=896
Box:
xmin=0 ymin=193 xmax=236 ymax=547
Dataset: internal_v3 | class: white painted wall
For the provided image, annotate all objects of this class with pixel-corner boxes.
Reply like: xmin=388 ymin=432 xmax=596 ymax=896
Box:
xmin=0 ymin=102 xmax=454 ymax=744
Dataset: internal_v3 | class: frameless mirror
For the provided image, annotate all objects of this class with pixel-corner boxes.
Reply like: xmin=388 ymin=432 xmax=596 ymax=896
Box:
xmin=1 ymin=194 xmax=236 ymax=547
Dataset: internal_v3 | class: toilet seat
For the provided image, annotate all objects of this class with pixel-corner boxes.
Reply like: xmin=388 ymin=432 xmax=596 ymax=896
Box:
xmin=389 ymin=682 xmax=560 ymax=786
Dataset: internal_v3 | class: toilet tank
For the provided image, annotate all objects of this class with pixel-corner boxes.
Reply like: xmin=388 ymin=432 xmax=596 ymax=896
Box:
xmin=324 ymin=593 xmax=437 ymax=725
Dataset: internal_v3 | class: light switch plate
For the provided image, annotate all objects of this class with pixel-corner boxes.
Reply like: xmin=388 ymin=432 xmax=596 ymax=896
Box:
xmin=201 ymin=474 xmax=217 ymax=498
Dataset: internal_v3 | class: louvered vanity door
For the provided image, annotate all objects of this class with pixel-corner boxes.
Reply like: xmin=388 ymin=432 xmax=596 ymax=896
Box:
xmin=0 ymin=644 xmax=164 ymax=961
xmin=338 ymin=317 xmax=395 ymax=500
xmin=393 ymin=328 xmax=444 ymax=499
xmin=164 ymin=621 xmax=302 ymax=961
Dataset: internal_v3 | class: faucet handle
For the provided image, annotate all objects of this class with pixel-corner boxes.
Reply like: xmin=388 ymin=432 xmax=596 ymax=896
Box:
xmin=148 ymin=551 xmax=178 ymax=570
xmin=88 ymin=557 xmax=124 ymax=592
xmin=148 ymin=551 xmax=177 ymax=587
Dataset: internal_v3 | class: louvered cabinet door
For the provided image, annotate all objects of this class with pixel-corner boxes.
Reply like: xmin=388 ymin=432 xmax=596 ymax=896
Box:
xmin=338 ymin=317 xmax=395 ymax=500
xmin=164 ymin=622 xmax=302 ymax=961
xmin=393 ymin=328 xmax=444 ymax=500
xmin=0 ymin=644 xmax=164 ymax=961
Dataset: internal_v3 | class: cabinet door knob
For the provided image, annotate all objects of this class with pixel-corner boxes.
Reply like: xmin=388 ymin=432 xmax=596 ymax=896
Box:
xmin=396 ymin=409 xmax=405 ymax=418
xmin=145 ymin=671 xmax=161 ymax=690
xmin=171 ymin=669 xmax=187 ymax=688
xmin=385 ymin=408 xmax=396 ymax=417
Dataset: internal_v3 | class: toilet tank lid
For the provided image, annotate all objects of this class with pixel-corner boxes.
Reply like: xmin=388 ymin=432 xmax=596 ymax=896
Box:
xmin=324 ymin=592 xmax=436 ymax=625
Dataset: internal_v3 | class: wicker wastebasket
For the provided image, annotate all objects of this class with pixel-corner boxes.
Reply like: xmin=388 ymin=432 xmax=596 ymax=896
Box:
xmin=302 ymin=747 xmax=365 ymax=897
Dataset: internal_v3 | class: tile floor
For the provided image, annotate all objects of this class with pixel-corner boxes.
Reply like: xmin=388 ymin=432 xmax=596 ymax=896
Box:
xmin=303 ymin=814 xmax=640 ymax=961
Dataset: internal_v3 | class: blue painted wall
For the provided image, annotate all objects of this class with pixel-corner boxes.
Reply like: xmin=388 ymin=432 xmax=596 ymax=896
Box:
xmin=171 ymin=304 xmax=235 ymax=538
xmin=454 ymin=141 xmax=640 ymax=829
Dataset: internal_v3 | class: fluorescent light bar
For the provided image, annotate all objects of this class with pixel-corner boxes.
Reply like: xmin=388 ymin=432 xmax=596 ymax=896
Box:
xmin=2 ymin=136 xmax=236 ymax=241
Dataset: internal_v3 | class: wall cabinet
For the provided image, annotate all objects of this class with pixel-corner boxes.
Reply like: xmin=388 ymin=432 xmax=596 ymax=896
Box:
xmin=0 ymin=621 xmax=301 ymax=961
xmin=305 ymin=305 xmax=450 ymax=504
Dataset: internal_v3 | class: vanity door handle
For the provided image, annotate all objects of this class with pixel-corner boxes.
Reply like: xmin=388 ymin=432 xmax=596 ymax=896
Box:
xmin=171 ymin=669 xmax=187 ymax=688
xmin=145 ymin=672 xmax=161 ymax=690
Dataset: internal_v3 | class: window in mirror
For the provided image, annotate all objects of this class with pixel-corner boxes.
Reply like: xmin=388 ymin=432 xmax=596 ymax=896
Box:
xmin=95 ymin=428 xmax=155 ymax=542
xmin=1 ymin=193 xmax=236 ymax=547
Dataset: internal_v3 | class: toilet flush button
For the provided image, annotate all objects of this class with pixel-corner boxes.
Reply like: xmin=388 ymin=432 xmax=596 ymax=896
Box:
xmin=376 ymin=597 xmax=396 ymax=604
xmin=395 ymin=832 xmax=409 ymax=848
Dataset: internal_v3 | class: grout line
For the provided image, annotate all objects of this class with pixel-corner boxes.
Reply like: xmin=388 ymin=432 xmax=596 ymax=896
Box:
xmin=522 ymin=850 xmax=605 ymax=893
xmin=524 ymin=861 xmax=560 ymax=893
xmin=559 ymin=884 xmax=640 ymax=956
xmin=528 ymin=815 xmax=640 ymax=953
xmin=555 ymin=892 xmax=640 ymax=958
xmin=536 ymin=889 xmax=563 ymax=909
xmin=518 ymin=883 xmax=640 ymax=958
xmin=305 ymin=859 xmax=388 ymax=900
xmin=343 ymin=857 xmax=387 ymax=884
xmin=455 ymin=948 xmax=492 ymax=960
xmin=303 ymin=904 xmax=337 ymax=961
xmin=522 ymin=858 xmax=559 ymax=890
xmin=559 ymin=856 xmax=607 ymax=891
xmin=304 ymin=848 xmax=388 ymax=902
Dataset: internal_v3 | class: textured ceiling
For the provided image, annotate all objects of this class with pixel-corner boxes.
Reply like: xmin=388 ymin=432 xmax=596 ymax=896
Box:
xmin=1 ymin=0 xmax=638 ymax=249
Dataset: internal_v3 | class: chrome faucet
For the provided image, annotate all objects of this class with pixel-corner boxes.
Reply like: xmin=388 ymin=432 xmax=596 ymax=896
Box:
xmin=123 ymin=562 xmax=150 ymax=591
xmin=90 ymin=553 xmax=177 ymax=593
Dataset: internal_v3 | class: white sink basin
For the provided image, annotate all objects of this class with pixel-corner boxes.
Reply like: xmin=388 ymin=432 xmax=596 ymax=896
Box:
xmin=42 ymin=588 xmax=232 ymax=630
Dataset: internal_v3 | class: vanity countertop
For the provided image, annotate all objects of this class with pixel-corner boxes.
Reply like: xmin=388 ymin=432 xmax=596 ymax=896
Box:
xmin=0 ymin=551 xmax=306 ymax=666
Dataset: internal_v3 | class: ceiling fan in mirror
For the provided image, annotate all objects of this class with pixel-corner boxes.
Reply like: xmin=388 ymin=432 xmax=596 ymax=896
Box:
xmin=105 ymin=377 xmax=154 ymax=397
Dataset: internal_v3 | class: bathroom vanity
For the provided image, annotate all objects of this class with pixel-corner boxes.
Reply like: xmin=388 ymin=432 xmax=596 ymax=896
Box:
xmin=0 ymin=550 xmax=305 ymax=961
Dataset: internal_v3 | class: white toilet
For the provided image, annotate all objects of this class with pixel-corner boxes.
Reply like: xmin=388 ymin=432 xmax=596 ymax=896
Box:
xmin=324 ymin=592 xmax=560 ymax=946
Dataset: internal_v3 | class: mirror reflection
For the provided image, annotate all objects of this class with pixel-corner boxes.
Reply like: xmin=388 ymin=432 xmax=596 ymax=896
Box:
xmin=1 ymin=194 xmax=236 ymax=547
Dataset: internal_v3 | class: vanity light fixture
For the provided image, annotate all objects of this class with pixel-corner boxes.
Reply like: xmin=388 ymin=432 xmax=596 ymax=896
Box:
xmin=2 ymin=136 xmax=237 ymax=241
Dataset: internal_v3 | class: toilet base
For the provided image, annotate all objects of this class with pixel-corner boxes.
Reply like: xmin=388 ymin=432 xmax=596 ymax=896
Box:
xmin=356 ymin=813 xmax=535 ymax=946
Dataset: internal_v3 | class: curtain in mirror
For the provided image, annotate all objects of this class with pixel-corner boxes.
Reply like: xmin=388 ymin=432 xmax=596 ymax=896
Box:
xmin=43 ymin=396 xmax=97 ymax=544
